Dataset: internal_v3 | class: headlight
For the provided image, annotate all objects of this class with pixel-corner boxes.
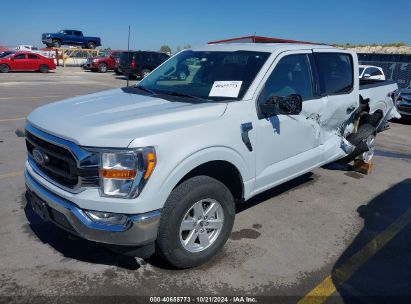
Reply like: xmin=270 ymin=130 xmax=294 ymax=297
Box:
xmin=99 ymin=148 xmax=156 ymax=198
xmin=92 ymin=59 xmax=99 ymax=63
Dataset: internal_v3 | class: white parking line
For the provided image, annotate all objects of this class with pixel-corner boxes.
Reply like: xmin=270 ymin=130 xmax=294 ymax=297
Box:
xmin=0 ymin=117 xmax=25 ymax=122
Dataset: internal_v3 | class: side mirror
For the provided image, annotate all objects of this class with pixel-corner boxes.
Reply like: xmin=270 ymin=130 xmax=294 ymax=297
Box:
xmin=260 ymin=94 xmax=303 ymax=117
xmin=363 ymin=73 xmax=371 ymax=79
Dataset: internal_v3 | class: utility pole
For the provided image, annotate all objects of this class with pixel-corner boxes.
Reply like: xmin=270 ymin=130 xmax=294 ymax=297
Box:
xmin=126 ymin=25 xmax=131 ymax=87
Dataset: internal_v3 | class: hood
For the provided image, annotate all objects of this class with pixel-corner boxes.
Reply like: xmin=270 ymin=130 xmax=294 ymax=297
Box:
xmin=27 ymin=88 xmax=227 ymax=147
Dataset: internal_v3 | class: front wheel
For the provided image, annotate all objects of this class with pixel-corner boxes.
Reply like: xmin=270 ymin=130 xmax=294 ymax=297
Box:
xmin=39 ymin=65 xmax=49 ymax=73
xmin=52 ymin=40 xmax=61 ymax=48
xmin=156 ymin=176 xmax=235 ymax=268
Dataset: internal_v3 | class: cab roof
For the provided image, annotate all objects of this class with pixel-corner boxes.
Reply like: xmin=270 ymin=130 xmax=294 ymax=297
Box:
xmin=193 ymin=43 xmax=337 ymax=53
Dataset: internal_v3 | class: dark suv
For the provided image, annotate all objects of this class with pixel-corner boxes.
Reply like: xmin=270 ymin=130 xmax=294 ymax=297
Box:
xmin=118 ymin=51 xmax=170 ymax=79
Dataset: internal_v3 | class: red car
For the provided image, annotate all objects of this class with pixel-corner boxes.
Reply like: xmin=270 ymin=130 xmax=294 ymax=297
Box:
xmin=0 ymin=52 xmax=56 ymax=73
xmin=82 ymin=50 xmax=125 ymax=73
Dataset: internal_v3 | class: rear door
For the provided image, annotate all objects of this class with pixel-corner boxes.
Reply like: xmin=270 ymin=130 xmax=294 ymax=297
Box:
xmin=312 ymin=50 xmax=358 ymax=135
xmin=254 ymin=50 xmax=326 ymax=191
xmin=27 ymin=53 xmax=40 ymax=70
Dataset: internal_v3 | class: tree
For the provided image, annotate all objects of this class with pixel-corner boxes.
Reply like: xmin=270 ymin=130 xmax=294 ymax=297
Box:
xmin=183 ymin=44 xmax=191 ymax=49
xmin=176 ymin=46 xmax=182 ymax=52
xmin=160 ymin=45 xmax=171 ymax=54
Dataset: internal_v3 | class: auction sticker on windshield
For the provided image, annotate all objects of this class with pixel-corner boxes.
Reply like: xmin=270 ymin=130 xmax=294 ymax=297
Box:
xmin=209 ymin=81 xmax=242 ymax=98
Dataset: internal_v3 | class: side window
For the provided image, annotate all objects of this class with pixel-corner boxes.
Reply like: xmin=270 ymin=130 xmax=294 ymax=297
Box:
xmin=315 ymin=53 xmax=353 ymax=94
xmin=28 ymin=54 xmax=39 ymax=59
xmin=14 ymin=54 xmax=26 ymax=60
xmin=73 ymin=31 xmax=82 ymax=36
xmin=260 ymin=54 xmax=314 ymax=102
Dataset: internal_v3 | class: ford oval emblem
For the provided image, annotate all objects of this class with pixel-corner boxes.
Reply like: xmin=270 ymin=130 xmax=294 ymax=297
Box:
xmin=32 ymin=148 xmax=48 ymax=166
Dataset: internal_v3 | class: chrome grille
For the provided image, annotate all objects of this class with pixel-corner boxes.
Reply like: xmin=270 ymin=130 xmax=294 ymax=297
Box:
xmin=25 ymin=125 xmax=99 ymax=192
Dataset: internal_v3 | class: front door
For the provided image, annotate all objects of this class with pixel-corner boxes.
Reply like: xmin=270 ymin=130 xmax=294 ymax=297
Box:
xmin=254 ymin=51 xmax=326 ymax=193
xmin=11 ymin=53 xmax=27 ymax=70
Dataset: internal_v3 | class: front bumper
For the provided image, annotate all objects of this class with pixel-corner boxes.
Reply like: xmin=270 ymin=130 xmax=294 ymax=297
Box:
xmin=42 ymin=38 xmax=52 ymax=44
xmin=25 ymin=170 xmax=161 ymax=246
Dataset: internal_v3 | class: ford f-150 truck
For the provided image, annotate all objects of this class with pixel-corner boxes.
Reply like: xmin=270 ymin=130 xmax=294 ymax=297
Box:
xmin=41 ymin=30 xmax=101 ymax=49
xmin=24 ymin=43 xmax=400 ymax=268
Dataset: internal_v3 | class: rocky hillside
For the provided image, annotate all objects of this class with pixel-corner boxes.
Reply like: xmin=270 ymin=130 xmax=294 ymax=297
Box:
xmin=337 ymin=43 xmax=411 ymax=54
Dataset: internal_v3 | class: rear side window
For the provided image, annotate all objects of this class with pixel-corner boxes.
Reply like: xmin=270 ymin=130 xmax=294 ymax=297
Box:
xmin=14 ymin=54 xmax=26 ymax=60
xmin=28 ymin=54 xmax=39 ymax=59
xmin=315 ymin=53 xmax=353 ymax=95
xmin=73 ymin=31 xmax=82 ymax=36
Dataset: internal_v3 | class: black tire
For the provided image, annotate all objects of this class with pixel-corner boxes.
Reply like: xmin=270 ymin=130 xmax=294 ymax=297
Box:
xmin=87 ymin=41 xmax=96 ymax=49
xmin=346 ymin=123 xmax=375 ymax=146
xmin=98 ymin=63 xmax=108 ymax=73
xmin=0 ymin=64 xmax=10 ymax=73
xmin=140 ymin=68 xmax=151 ymax=78
xmin=46 ymin=43 xmax=52 ymax=48
xmin=114 ymin=68 xmax=122 ymax=75
xmin=52 ymin=39 xmax=61 ymax=48
xmin=39 ymin=65 xmax=49 ymax=73
xmin=156 ymin=176 xmax=235 ymax=269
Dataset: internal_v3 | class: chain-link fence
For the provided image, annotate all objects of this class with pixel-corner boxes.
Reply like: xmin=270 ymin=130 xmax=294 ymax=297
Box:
xmin=358 ymin=53 xmax=411 ymax=88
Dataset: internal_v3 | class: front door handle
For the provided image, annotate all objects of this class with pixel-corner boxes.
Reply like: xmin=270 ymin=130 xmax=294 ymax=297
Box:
xmin=346 ymin=106 xmax=356 ymax=114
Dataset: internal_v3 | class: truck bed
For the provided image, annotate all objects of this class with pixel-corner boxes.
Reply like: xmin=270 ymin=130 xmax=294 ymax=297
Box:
xmin=359 ymin=79 xmax=399 ymax=127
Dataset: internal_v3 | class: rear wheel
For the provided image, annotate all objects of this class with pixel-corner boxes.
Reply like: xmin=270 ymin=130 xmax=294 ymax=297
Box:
xmin=39 ymin=65 xmax=49 ymax=73
xmin=98 ymin=63 xmax=108 ymax=73
xmin=156 ymin=176 xmax=235 ymax=268
xmin=341 ymin=123 xmax=376 ymax=163
xmin=114 ymin=68 xmax=122 ymax=75
xmin=52 ymin=40 xmax=61 ymax=48
xmin=0 ymin=64 xmax=10 ymax=73
xmin=87 ymin=41 xmax=96 ymax=49
xmin=360 ymin=134 xmax=375 ymax=163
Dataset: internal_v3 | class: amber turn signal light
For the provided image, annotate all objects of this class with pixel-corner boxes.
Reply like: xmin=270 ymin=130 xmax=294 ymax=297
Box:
xmin=99 ymin=169 xmax=137 ymax=179
xmin=144 ymin=152 xmax=156 ymax=180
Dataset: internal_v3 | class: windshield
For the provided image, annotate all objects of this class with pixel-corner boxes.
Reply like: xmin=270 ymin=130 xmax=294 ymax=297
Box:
xmin=3 ymin=53 xmax=15 ymax=58
xmin=136 ymin=50 xmax=270 ymax=102
xmin=359 ymin=67 xmax=364 ymax=75
xmin=0 ymin=52 xmax=13 ymax=58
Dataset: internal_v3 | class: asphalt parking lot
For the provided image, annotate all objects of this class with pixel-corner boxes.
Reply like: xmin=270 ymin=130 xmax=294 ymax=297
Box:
xmin=1 ymin=68 xmax=411 ymax=303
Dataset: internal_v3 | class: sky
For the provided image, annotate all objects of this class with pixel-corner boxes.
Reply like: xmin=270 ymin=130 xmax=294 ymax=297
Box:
xmin=1 ymin=0 xmax=410 ymax=52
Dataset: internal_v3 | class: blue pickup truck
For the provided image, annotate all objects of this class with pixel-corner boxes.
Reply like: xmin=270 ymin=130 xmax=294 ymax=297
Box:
xmin=41 ymin=30 xmax=101 ymax=49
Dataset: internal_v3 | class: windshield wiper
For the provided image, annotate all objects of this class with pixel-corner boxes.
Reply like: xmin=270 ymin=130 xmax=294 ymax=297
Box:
xmin=135 ymin=85 xmax=156 ymax=95
xmin=159 ymin=90 xmax=212 ymax=102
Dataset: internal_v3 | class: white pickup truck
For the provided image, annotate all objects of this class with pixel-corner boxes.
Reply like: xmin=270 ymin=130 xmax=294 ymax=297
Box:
xmin=24 ymin=43 xmax=400 ymax=268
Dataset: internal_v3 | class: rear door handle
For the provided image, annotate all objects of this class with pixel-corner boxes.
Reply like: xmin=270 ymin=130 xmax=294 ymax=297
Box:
xmin=346 ymin=106 xmax=356 ymax=114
